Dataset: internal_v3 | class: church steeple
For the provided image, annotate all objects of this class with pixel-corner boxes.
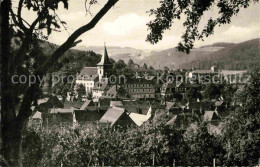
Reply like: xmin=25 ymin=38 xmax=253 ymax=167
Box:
xmin=97 ymin=43 xmax=112 ymax=66
xmin=97 ymin=43 xmax=113 ymax=81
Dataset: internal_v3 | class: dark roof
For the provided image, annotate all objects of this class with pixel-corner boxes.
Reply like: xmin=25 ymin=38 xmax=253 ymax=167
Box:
xmin=79 ymin=67 xmax=98 ymax=76
xmin=46 ymin=96 xmax=64 ymax=108
xmin=74 ymin=110 xmax=104 ymax=122
xmin=97 ymin=46 xmax=112 ymax=66
xmin=64 ymin=101 xmax=85 ymax=109
xmin=98 ymin=98 xmax=112 ymax=111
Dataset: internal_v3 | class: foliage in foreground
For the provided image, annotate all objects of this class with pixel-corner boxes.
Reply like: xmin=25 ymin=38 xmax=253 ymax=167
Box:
xmin=21 ymin=69 xmax=260 ymax=167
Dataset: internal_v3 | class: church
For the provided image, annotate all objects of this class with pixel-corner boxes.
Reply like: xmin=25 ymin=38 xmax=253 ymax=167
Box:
xmin=75 ymin=45 xmax=113 ymax=96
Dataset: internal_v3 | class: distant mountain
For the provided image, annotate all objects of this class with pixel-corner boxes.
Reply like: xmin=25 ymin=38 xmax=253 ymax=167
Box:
xmin=75 ymin=45 xmax=144 ymax=62
xmin=180 ymin=38 xmax=260 ymax=70
xmin=74 ymin=38 xmax=259 ymax=70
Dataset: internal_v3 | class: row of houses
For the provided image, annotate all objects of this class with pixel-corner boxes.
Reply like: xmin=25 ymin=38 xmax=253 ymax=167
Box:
xmin=31 ymin=95 xmax=227 ymax=134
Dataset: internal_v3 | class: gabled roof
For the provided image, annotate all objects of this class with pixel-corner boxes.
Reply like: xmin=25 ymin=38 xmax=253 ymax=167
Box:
xmin=32 ymin=111 xmax=42 ymax=120
xmin=46 ymin=96 xmax=64 ymax=108
xmin=97 ymin=46 xmax=112 ymax=66
xmin=204 ymin=111 xmax=220 ymax=121
xmin=99 ymin=107 xmax=125 ymax=126
xmin=165 ymin=102 xmax=184 ymax=111
xmin=129 ymin=106 xmax=152 ymax=126
xmin=79 ymin=67 xmax=98 ymax=76
xmin=215 ymin=100 xmax=224 ymax=107
xmin=80 ymin=100 xmax=95 ymax=110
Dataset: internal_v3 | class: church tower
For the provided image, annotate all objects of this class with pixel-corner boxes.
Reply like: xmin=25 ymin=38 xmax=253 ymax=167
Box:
xmin=97 ymin=44 xmax=113 ymax=81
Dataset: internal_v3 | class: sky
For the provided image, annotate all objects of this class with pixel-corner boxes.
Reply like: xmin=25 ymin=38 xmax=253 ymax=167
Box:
xmin=18 ymin=0 xmax=260 ymax=50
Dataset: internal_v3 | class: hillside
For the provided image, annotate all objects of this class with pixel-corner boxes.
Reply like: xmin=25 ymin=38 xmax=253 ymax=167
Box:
xmin=180 ymin=38 xmax=260 ymax=70
xmin=38 ymin=40 xmax=102 ymax=74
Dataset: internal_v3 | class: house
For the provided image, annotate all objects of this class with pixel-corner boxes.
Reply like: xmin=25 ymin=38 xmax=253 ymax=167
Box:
xmin=99 ymin=106 xmax=135 ymax=127
xmin=75 ymin=68 xmax=98 ymax=93
xmin=35 ymin=96 xmax=64 ymax=113
xmin=30 ymin=111 xmax=42 ymax=127
xmin=161 ymin=81 xmax=186 ymax=99
xmin=187 ymin=66 xmax=219 ymax=83
xmin=42 ymin=108 xmax=76 ymax=128
xmin=219 ymin=70 xmax=247 ymax=84
xmin=129 ymin=106 xmax=152 ymax=126
xmin=92 ymin=81 xmax=110 ymax=101
xmin=121 ymin=78 xmax=156 ymax=99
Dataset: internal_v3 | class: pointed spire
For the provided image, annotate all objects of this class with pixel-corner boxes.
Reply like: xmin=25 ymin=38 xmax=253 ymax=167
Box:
xmin=97 ymin=42 xmax=112 ymax=66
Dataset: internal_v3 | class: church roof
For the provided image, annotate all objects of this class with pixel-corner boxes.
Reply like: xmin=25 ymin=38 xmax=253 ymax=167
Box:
xmin=97 ymin=45 xmax=112 ymax=66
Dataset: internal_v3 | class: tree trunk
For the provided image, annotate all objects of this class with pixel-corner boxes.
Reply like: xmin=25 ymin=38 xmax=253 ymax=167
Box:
xmin=1 ymin=0 xmax=23 ymax=166
xmin=2 ymin=122 xmax=23 ymax=167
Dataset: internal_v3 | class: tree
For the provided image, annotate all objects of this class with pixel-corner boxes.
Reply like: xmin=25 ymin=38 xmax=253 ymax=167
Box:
xmin=202 ymin=83 xmax=222 ymax=100
xmin=76 ymin=84 xmax=86 ymax=101
xmin=127 ymin=59 xmax=134 ymax=67
xmin=222 ymin=68 xmax=260 ymax=166
xmin=1 ymin=0 xmax=119 ymax=166
xmin=184 ymin=86 xmax=202 ymax=102
xmin=143 ymin=63 xmax=148 ymax=69
xmin=87 ymin=92 xmax=93 ymax=100
xmin=146 ymin=0 xmax=260 ymax=53
xmin=184 ymin=122 xmax=225 ymax=165
xmin=113 ymin=59 xmax=127 ymax=70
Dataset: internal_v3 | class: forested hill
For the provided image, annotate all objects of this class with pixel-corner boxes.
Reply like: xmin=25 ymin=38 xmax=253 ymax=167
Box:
xmin=180 ymin=38 xmax=260 ymax=70
xmin=38 ymin=40 xmax=102 ymax=74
